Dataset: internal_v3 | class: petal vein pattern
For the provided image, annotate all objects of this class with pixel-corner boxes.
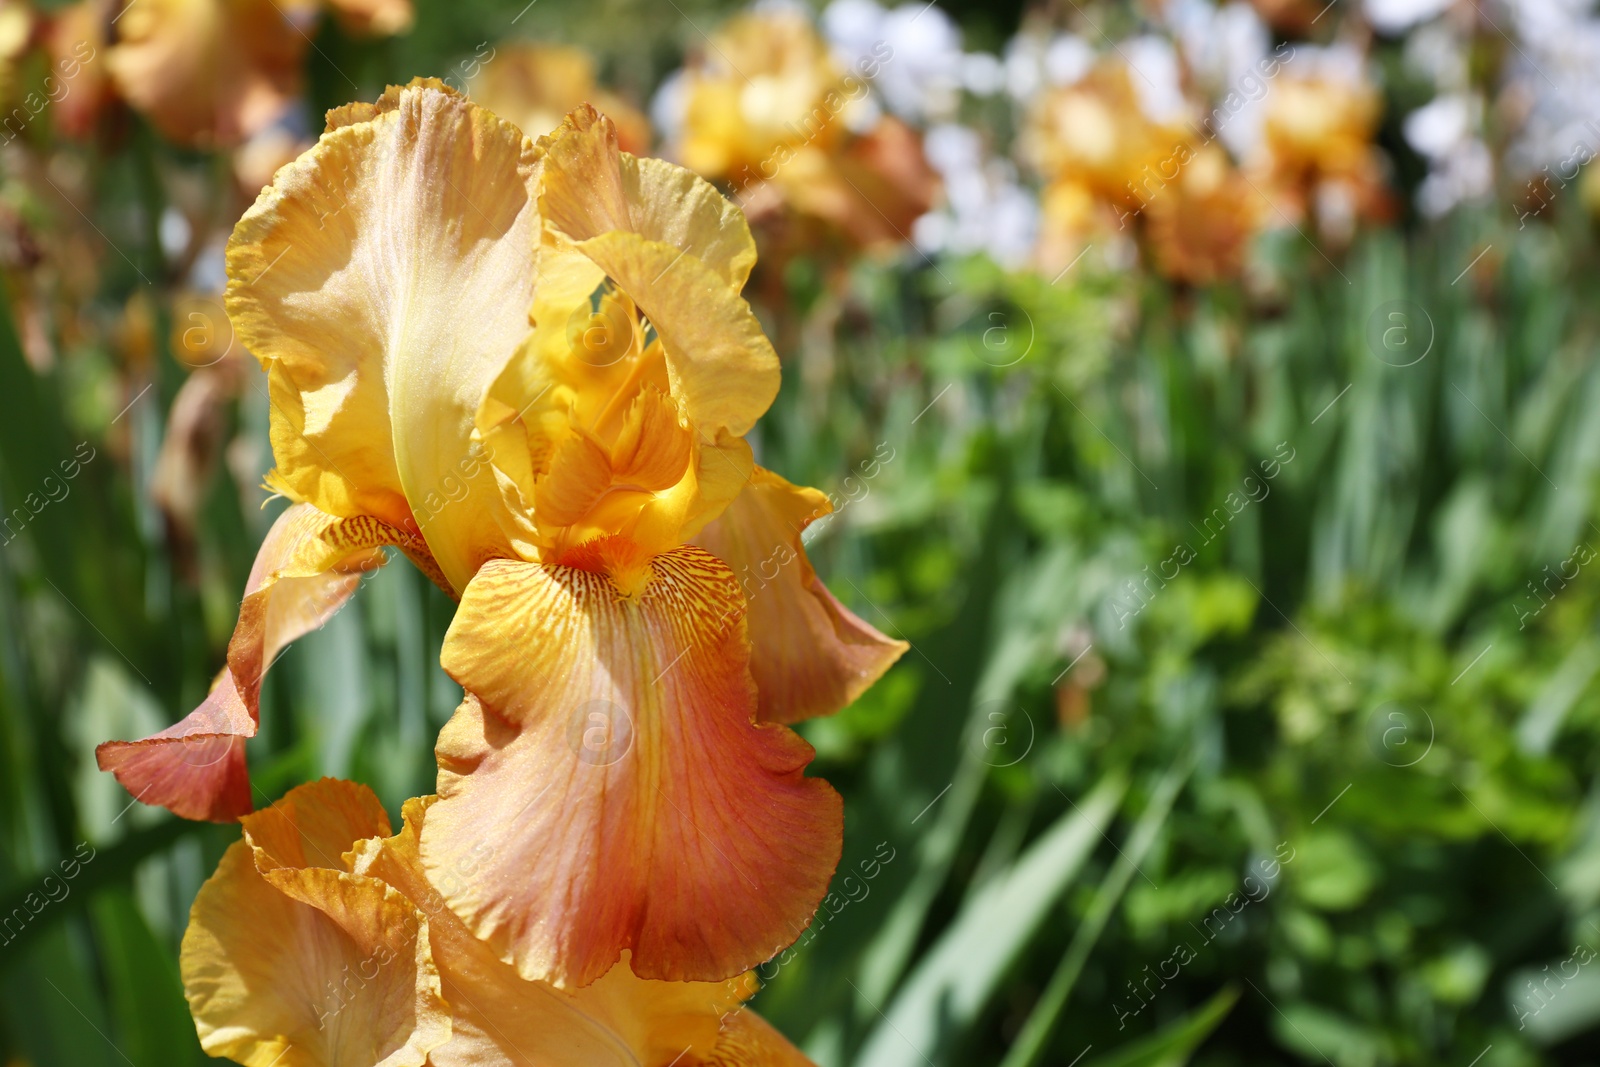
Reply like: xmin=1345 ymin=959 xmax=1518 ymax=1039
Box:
xmin=692 ymin=466 xmax=907 ymax=725
xmin=423 ymin=546 xmax=842 ymax=988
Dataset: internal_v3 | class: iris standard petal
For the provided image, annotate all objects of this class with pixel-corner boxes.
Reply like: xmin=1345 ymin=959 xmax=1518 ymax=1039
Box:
xmin=540 ymin=106 xmax=778 ymax=440
xmin=226 ymin=80 xmax=541 ymax=592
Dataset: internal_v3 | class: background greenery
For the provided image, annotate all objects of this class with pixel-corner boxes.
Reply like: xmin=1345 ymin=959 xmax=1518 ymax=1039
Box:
xmin=4 ymin=1 xmax=1600 ymax=1065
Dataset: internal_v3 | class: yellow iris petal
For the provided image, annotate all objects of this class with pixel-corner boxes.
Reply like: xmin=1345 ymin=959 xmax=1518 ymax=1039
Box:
xmin=463 ymin=105 xmax=776 ymax=573
xmin=539 ymin=106 xmax=778 ymax=440
xmin=182 ymin=780 xmax=449 ymax=1067
xmin=226 ymin=79 xmax=541 ymax=593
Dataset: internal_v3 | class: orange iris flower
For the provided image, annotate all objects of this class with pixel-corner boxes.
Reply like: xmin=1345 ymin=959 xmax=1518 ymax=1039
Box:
xmin=98 ymin=80 xmax=906 ymax=987
xmin=1250 ymin=67 xmax=1390 ymax=239
xmin=673 ymin=9 xmax=937 ymax=251
xmin=184 ymin=777 xmax=815 ymax=1065
xmin=108 ymin=0 xmax=412 ymax=146
xmin=1143 ymin=144 xmax=1263 ymax=285
xmin=468 ymin=42 xmax=652 ymax=155
xmin=1022 ymin=60 xmax=1194 ymax=273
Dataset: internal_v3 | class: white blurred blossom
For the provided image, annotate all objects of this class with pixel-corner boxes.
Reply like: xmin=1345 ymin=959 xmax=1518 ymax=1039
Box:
xmin=913 ymin=123 xmax=1039 ymax=268
xmin=1501 ymin=0 xmax=1600 ymax=176
xmin=1003 ymin=31 xmax=1094 ymax=101
xmin=1404 ymin=93 xmax=1493 ymax=216
xmin=1165 ymin=0 xmax=1269 ymax=96
xmin=1162 ymin=0 xmax=1285 ymax=161
xmin=961 ymin=51 xmax=1006 ymax=96
xmin=159 ymin=207 xmax=191 ymax=263
xmin=1122 ymin=36 xmax=1189 ymax=123
xmin=822 ymin=0 xmax=966 ymax=121
xmin=1365 ymin=0 xmax=1453 ymax=34
xmin=649 ymin=68 xmax=689 ymax=157
xmin=1402 ymin=17 xmax=1471 ymax=88
xmin=751 ymin=0 xmax=811 ymax=15
xmin=1396 ymin=16 xmax=1494 ymax=216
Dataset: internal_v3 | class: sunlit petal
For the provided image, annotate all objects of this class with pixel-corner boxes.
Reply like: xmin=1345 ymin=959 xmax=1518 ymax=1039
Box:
xmin=694 ymin=467 xmax=906 ymax=724
xmin=423 ymin=547 xmax=841 ymax=987
xmin=540 ymin=106 xmax=777 ymax=439
xmin=355 ymin=796 xmax=758 ymax=1066
xmin=226 ymin=79 xmax=540 ymax=591
xmin=181 ymin=780 xmax=449 ymax=1067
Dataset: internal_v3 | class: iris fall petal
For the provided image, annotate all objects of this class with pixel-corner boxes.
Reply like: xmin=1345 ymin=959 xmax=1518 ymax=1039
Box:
xmin=693 ymin=467 xmax=907 ymax=725
xmin=423 ymin=547 xmax=842 ymax=988
xmin=96 ymin=503 xmax=420 ymax=821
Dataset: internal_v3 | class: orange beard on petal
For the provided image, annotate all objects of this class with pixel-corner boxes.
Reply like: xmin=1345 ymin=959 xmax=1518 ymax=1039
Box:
xmin=422 ymin=544 xmax=842 ymax=988
xmin=555 ymin=533 xmax=660 ymax=599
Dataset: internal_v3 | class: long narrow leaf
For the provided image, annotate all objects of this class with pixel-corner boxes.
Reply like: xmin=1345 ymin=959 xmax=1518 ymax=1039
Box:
xmin=1000 ymin=755 xmax=1196 ymax=1067
xmin=854 ymin=772 xmax=1128 ymax=1067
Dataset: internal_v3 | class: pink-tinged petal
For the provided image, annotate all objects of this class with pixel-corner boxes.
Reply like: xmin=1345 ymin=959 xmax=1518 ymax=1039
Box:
xmin=694 ymin=467 xmax=907 ymax=724
xmin=422 ymin=546 xmax=841 ymax=988
xmin=95 ymin=672 xmax=255 ymax=823
xmin=355 ymin=796 xmax=759 ymax=1067
xmin=97 ymin=504 xmax=424 ymax=821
